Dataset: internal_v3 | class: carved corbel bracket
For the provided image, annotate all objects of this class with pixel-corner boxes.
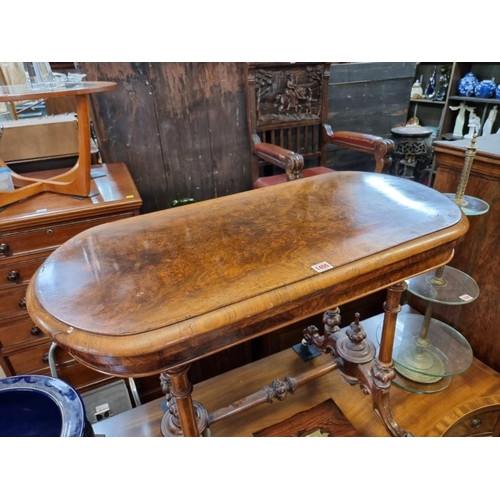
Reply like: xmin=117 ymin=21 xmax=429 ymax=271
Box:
xmin=357 ymin=363 xmax=413 ymax=437
xmin=303 ymin=308 xmax=342 ymax=356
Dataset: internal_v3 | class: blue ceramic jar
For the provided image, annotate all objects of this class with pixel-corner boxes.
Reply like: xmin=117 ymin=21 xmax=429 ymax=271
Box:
xmin=496 ymin=84 xmax=500 ymax=100
xmin=474 ymin=78 xmax=496 ymax=99
xmin=458 ymin=72 xmax=479 ymax=97
xmin=0 ymin=375 xmax=87 ymax=437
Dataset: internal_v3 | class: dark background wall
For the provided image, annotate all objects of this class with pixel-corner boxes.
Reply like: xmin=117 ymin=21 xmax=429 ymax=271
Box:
xmin=79 ymin=62 xmax=417 ymax=214
xmin=326 ymin=62 xmax=416 ymax=169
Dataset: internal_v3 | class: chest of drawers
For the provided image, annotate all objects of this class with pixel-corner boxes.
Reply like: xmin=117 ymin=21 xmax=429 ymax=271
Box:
xmin=0 ymin=162 xmax=142 ymax=393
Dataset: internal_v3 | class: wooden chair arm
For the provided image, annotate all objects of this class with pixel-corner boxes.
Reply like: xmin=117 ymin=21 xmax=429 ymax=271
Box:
xmin=322 ymin=124 xmax=395 ymax=173
xmin=252 ymin=134 xmax=304 ymax=181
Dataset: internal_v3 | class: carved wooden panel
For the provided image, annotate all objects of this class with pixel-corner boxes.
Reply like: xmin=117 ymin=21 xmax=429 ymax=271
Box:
xmin=253 ymin=64 xmax=325 ymax=128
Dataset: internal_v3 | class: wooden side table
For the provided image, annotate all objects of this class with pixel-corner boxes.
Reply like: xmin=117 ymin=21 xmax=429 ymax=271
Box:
xmin=26 ymin=171 xmax=469 ymax=436
xmin=0 ymin=81 xmax=116 ymax=207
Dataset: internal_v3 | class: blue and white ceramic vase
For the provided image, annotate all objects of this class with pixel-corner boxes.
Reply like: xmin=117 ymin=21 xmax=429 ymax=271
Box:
xmin=474 ymin=78 xmax=496 ymax=99
xmin=495 ymin=84 xmax=500 ymax=100
xmin=458 ymin=72 xmax=479 ymax=97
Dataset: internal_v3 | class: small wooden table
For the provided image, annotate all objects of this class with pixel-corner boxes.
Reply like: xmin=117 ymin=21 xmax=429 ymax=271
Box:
xmin=26 ymin=171 xmax=469 ymax=436
xmin=0 ymin=81 xmax=116 ymax=208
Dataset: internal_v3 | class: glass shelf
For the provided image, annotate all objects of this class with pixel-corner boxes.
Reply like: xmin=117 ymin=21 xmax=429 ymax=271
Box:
xmin=392 ymin=371 xmax=452 ymax=394
xmin=376 ymin=313 xmax=473 ymax=389
xmin=407 ymin=265 xmax=479 ymax=305
xmin=443 ymin=193 xmax=490 ymax=216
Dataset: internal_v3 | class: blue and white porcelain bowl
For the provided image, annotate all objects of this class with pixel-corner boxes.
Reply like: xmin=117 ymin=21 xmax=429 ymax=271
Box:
xmin=474 ymin=79 xmax=496 ymax=99
xmin=458 ymin=72 xmax=479 ymax=97
xmin=0 ymin=375 xmax=87 ymax=437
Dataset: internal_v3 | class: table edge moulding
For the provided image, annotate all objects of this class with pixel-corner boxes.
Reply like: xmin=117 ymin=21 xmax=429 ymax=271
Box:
xmin=0 ymin=81 xmax=116 ymax=208
xmin=26 ymin=171 xmax=470 ymax=437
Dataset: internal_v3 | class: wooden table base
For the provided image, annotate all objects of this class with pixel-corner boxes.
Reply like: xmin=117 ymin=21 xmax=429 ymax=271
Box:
xmin=93 ymin=308 xmax=500 ymax=437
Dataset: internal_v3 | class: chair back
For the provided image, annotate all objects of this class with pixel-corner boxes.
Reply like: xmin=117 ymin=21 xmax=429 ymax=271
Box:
xmin=246 ymin=63 xmax=331 ymax=181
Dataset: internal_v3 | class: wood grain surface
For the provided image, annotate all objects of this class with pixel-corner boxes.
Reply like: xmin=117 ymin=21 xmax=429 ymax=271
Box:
xmin=26 ymin=171 xmax=468 ymax=377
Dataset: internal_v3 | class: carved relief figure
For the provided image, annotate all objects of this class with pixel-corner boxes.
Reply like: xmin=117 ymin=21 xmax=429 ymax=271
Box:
xmin=255 ymin=70 xmax=273 ymax=122
xmin=255 ymin=64 xmax=323 ymax=125
xmin=274 ymin=74 xmax=313 ymax=115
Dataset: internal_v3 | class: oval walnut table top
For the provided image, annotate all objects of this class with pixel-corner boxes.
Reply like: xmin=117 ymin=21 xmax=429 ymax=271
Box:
xmin=26 ymin=171 xmax=468 ymax=377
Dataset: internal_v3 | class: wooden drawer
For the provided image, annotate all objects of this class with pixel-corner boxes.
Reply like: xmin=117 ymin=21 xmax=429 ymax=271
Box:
xmin=442 ymin=407 xmax=500 ymax=437
xmin=0 ymin=286 xmax=28 ymax=324
xmin=4 ymin=341 xmax=74 ymax=374
xmin=0 ymin=212 xmax=137 ymax=261
xmin=0 ymin=255 xmax=46 ymax=291
xmin=0 ymin=316 xmax=48 ymax=350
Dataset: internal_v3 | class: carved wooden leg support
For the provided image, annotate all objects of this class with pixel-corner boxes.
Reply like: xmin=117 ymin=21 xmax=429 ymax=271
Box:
xmin=160 ymin=365 xmax=209 ymax=437
xmin=208 ymin=357 xmax=339 ymax=426
xmin=370 ymin=281 xmax=413 ymax=437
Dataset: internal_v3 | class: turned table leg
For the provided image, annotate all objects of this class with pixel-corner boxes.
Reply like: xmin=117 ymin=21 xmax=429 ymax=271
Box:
xmin=160 ymin=365 xmax=209 ymax=437
xmin=370 ymin=281 xmax=413 ymax=436
xmin=378 ymin=281 xmax=407 ymax=365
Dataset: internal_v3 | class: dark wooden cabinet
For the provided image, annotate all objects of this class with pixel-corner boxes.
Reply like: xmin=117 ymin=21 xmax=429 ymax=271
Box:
xmin=0 ymin=162 xmax=142 ymax=393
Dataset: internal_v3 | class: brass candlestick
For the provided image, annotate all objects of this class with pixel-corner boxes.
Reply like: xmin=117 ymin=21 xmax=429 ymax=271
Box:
xmin=453 ymin=134 xmax=477 ymax=207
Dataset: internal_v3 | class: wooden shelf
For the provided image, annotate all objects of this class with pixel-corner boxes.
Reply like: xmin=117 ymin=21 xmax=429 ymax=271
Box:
xmin=410 ymin=98 xmax=446 ymax=105
xmin=448 ymin=95 xmax=500 ymax=105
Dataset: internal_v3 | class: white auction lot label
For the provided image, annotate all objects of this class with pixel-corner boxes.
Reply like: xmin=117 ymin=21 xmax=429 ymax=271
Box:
xmin=311 ymin=261 xmax=334 ymax=273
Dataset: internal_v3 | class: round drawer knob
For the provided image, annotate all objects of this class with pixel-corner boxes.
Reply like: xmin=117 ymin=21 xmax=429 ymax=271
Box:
xmin=31 ymin=326 xmax=42 ymax=336
xmin=0 ymin=243 xmax=9 ymax=256
xmin=42 ymin=353 xmax=49 ymax=363
xmin=19 ymin=298 xmax=27 ymax=309
xmin=471 ymin=418 xmax=483 ymax=429
xmin=7 ymin=270 xmax=20 ymax=283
